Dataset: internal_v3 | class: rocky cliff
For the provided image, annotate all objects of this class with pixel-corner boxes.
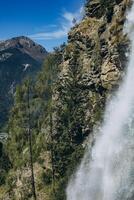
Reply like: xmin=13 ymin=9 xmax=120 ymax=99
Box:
xmin=53 ymin=0 xmax=131 ymax=143
xmin=51 ymin=0 xmax=131 ymax=198
xmin=0 ymin=0 xmax=132 ymax=199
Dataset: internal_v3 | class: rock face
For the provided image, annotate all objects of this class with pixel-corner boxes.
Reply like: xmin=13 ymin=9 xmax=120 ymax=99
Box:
xmin=51 ymin=0 xmax=131 ymax=197
xmin=0 ymin=36 xmax=48 ymax=127
xmin=53 ymin=0 xmax=130 ymax=143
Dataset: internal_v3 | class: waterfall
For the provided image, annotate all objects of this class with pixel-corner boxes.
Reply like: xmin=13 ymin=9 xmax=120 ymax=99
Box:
xmin=66 ymin=3 xmax=134 ymax=200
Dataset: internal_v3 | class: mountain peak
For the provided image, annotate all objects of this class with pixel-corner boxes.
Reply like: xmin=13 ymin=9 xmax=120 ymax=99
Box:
xmin=0 ymin=36 xmax=48 ymax=63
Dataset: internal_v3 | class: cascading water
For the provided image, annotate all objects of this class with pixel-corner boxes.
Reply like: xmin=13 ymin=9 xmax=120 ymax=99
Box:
xmin=67 ymin=3 xmax=134 ymax=200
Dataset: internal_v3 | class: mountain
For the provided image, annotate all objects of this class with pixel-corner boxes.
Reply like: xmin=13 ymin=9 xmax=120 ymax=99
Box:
xmin=0 ymin=36 xmax=47 ymax=63
xmin=0 ymin=36 xmax=48 ymax=128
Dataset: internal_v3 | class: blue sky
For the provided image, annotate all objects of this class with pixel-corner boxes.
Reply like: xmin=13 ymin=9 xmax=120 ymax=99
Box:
xmin=0 ymin=0 xmax=85 ymax=51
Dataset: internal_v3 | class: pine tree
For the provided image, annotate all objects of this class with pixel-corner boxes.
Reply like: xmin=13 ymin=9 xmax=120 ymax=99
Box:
xmin=27 ymin=80 xmax=37 ymax=200
xmin=7 ymin=79 xmax=37 ymax=199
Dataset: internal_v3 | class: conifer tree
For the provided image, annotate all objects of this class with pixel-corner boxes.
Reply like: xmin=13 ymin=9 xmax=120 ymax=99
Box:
xmin=27 ymin=80 xmax=37 ymax=200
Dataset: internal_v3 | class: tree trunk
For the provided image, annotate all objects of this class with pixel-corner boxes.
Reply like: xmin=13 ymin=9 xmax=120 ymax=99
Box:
xmin=27 ymin=83 xmax=37 ymax=200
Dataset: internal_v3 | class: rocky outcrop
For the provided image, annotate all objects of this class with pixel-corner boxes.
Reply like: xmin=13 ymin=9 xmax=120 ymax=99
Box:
xmin=51 ymin=0 xmax=131 ymax=197
xmin=53 ymin=0 xmax=130 ymax=138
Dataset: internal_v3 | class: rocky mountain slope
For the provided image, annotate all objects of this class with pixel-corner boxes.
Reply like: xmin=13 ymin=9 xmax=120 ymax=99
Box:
xmin=0 ymin=36 xmax=48 ymax=128
xmin=50 ymin=0 xmax=131 ymax=197
xmin=53 ymin=0 xmax=130 ymax=139
xmin=0 ymin=0 xmax=132 ymax=199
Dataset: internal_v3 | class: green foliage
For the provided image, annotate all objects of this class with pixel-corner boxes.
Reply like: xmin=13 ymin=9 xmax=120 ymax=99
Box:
xmin=51 ymin=180 xmax=66 ymax=200
xmin=0 ymin=143 xmax=11 ymax=186
xmin=0 ymin=36 xmax=105 ymax=200
xmin=7 ymin=81 xmax=32 ymax=168
xmin=46 ymin=46 xmax=88 ymax=199
xmin=41 ymin=169 xmax=52 ymax=185
xmin=3 ymin=47 xmax=64 ymax=198
xmin=6 ymin=45 xmax=63 ymax=168
xmin=100 ymin=0 xmax=114 ymax=23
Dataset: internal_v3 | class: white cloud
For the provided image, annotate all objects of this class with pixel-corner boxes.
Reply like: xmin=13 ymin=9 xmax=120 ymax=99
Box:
xmin=29 ymin=26 xmax=68 ymax=40
xmin=63 ymin=12 xmax=75 ymax=23
xmin=29 ymin=6 xmax=84 ymax=41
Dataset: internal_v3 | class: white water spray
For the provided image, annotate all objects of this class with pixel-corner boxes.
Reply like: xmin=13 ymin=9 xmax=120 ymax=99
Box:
xmin=67 ymin=3 xmax=134 ymax=200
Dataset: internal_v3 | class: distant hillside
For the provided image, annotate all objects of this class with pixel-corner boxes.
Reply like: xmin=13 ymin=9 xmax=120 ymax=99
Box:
xmin=0 ymin=36 xmax=48 ymax=128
